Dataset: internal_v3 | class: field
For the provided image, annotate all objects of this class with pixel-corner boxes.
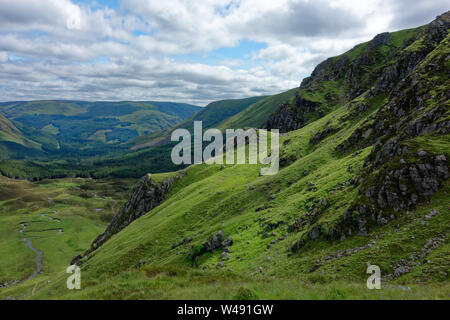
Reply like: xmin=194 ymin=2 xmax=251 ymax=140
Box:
xmin=0 ymin=175 xmax=135 ymax=294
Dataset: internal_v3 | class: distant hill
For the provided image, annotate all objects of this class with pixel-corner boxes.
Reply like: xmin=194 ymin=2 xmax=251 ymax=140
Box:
xmin=0 ymin=92 xmax=301 ymax=177
xmin=0 ymin=112 xmax=46 ymax=159
xmin=216 ymin=87 xmax=298 ymax=130
xmin=0 ymin=112 xmax=26 ymax=145
xmin=131 ymin=96 xmax=267 ymax=149
xmin=130 ymin=92 xmax=302 ymax=150
xmin=0 ymin=100 xmax=201 ymax=158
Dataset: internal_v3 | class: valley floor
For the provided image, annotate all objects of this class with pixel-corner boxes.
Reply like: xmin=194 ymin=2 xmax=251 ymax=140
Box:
xmin=0 ymin=175 xmax=134 ymax=296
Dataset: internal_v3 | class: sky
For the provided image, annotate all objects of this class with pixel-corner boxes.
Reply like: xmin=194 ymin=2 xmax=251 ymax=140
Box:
xmin=0 ymin=0 xmax=448 ymax=106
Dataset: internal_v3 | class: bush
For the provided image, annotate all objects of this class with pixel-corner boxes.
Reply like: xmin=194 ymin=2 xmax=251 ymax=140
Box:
xmin=233 ymin=287 xmax=259 ymax=300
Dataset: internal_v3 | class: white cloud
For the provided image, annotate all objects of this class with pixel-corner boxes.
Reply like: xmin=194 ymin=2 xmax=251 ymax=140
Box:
xmin=0 ymin=51 xmax=8 ymax=62
xmin=0 ymin=0 xmax=448 ymax=105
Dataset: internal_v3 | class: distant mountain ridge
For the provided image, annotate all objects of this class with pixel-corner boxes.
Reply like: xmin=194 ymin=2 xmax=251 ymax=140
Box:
xmin=131 ymin=96 xmax=268 ymax=149
xmin=0 ymin=100 xmax=201 ymax=159
xmin=0 ymin=94 xmax=297 ymax=179
xmin=130 ymin=90 xmax=299 ymax=150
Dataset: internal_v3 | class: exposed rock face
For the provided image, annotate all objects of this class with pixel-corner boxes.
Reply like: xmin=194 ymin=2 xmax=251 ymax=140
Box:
xmin=71 ymin=171 xmax=186 ymax=265
xmin=287 ymin=12 xmax=450 ymax=251
xmin=370 ymin=32 xmax=392 ymax=46
xmin=304 ymin=55 xmax=350 ymax=85
xmin=266 ymin=12 xmax=450 ymax=136
xmin=326 ymin=14 xmax=450 ymax=240
xmin=264 ymin=34 xmax=397 ymax=132
xmin=265 ymin=98 xmax=319 ymax=133
xmin=373 ymin=12 xmax=450 ymax=98
xmin=333 ymin=154 xmax=448 ymax=238
xmin=96 ymin=172 xmax=186 ymax=244
xmin=310 ymin=124 xmax=340 ymax=144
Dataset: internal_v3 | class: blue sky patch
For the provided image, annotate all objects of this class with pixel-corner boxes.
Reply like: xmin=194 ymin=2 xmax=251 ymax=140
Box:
xmin=174 ymin=39 xmax=266 ymax=67
xmin=73 ymin=0 xmax=119 ymax=9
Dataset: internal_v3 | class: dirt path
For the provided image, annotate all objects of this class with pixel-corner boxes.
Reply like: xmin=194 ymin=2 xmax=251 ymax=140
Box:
xmin=1 ymin=212 xmax=64 ymax=289
xmin=20 ymin=223 xmax=43 ymax=283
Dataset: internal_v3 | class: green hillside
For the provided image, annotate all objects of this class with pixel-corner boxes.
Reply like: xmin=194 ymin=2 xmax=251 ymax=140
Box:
xmin=0 ymin=113 xmax=25 ymax=144
xmin=216 ymin=88 xmax=298 ymax=130
xmin=131 ymin=96 xmax=266 ymax=149
xmin=0 ymin=113 xmax=46 ymax=159
xmin=1 ymin=12 xmax=448 ymax=300
xmin=265 ymin=28 xmax=426 ymax=132
xmin=0 ymin=101 xmax=201 ymax=159
xmin=0 ymin=94 xmax=288 ymax=179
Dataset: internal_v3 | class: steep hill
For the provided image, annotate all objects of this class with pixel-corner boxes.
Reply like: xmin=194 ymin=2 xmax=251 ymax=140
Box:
xmin=216 ymin=88 xmax=298 ymax=130
xmin=0 ymin=112 xmax=27 ymax=146
xmin=0 ymin=112 xmax=46 ymax=159
xmin=131 ymin=96 xmax=266 ymax=149
xmin=130 ymin=90 xmax=299 ymax=150
xmin=1 ymin=12 xmax=449 ymax=300
xmin=265 ymin=26 xmax=429 ymax=132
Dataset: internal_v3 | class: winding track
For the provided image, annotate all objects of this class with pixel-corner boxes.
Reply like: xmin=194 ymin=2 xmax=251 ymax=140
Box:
xmin=1 ymin=211 xmax=63 ymax=288
xmin=19 ymin=223 xmax=43 ymax=283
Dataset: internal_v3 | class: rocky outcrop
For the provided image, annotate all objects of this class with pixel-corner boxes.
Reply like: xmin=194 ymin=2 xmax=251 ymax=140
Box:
xmin=372 ymin=11 xmax=450 ymax=97
xmin=326 ymin=25 xmax=449 ymax=239
xmin=303 ymin=55 xmax=350 ymax=85
xmin=310 ymin=124 xmax=340 ymax=144
xmin=340 ymin=13 xmax=450 ymax=155
xmin=287 ymin=12 xmax=449 ymax=250
xmin=202 ymin=230 xmax=233 ymax=252
xmin=331 ymin=153 xmax=448 ymax=239
xmin=267 ymin=11 xmax=450 ymax=137
xmin=71 ymin=171 xmax=186 ymax=265
xmin=191 ymin=230 xmax=234 ymax=267
xmin=265 ymin=98 xmax=320 ymax=133
xmin=266 ymin=27 xmax=416 ymax=133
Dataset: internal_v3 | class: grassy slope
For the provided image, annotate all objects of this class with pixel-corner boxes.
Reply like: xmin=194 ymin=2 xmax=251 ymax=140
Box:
xmin=0 ymin=113 xmax=45 ymax=159
xmin=131 ymin=96 xmax=266 ymax=149
xmin=269 ymin=27 xmax=424 ymax=130
xmin=0 ymin=113 xmax=26 ymax=145
xmin=0 ymin=113 xmax=43 ymax=149
xmin=216 ymin=88 xmax=298 ymax=130
xmin=2 ymin=93 xmax=448 ymax=299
